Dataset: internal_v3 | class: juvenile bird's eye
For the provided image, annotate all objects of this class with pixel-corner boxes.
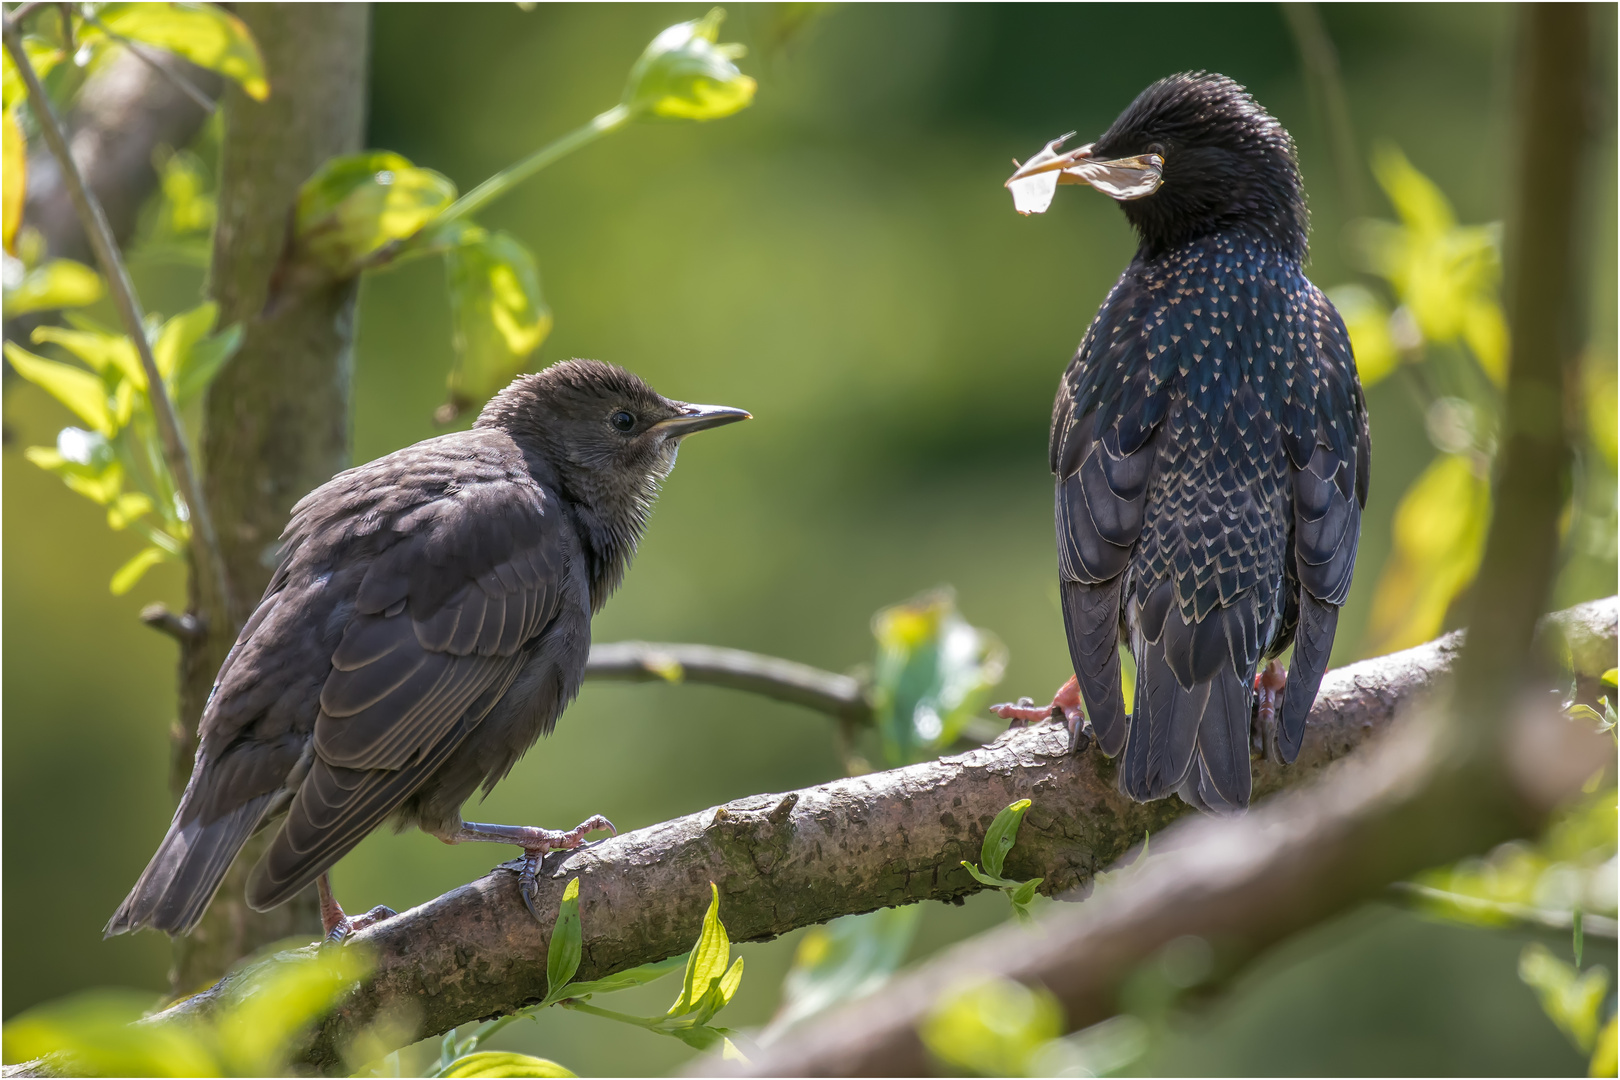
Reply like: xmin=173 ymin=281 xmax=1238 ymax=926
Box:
xmin=610 ymin=410 xmax=636 ymax=433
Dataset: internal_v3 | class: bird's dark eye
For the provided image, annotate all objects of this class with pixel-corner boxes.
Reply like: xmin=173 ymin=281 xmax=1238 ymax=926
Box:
xmin=610 ymin=410 xmax=636 ymax=433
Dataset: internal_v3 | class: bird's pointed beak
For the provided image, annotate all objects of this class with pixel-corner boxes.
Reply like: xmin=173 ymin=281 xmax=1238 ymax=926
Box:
xmin=1006 ymin=135 xmax=1164 ymax=214
xmin=653 ymin=403 xmax=752 ymax=437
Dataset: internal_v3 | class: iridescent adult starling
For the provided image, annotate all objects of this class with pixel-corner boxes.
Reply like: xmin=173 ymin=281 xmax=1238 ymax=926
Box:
xmin=106 ymin=360 xmax=749 ymax=939
xmin=995 ymin=73 xmax=1369 ymax=812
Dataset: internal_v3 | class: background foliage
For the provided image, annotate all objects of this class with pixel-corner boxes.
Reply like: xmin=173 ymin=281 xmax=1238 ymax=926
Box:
xmin=3 ymin=3 xmax=1616 ymax=1076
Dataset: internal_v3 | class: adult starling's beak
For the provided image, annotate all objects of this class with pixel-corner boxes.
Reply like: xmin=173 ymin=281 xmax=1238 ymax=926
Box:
xmin=1006 ymin=135 xmax=1164 ymax=214
xmin=654 ymin=403 xmax=752 ymax=437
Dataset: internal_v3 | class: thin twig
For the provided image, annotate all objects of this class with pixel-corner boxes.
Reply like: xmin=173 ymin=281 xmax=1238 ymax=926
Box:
xmin=81 ymin=13 xmax=217 ymax=113
xmin=3 ymin=2 xmax=50 ymax=31
xmin=2 ymin=22 xmax=234 ymax=617
xmin=1387 ymin=881 xmax=1618 ymax=939
xmin=1280 ymin=3 xmax=1367 ymax=217
xmin=139 ymin=602 xmax=205 ymax=643
xmin=585 ymin=641 xmax=871 ymax=722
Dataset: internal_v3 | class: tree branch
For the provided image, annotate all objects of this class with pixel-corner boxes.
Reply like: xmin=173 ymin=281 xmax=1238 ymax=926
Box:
xmin=584 ymin=641 xmax=871 ymax=723
xmin=138 ymin=597 xmax=1615 ymax=1075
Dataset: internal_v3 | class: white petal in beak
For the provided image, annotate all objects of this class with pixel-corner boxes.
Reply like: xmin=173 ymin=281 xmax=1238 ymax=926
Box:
xmin=1005 ymin=134 xmax=1164 ymax=214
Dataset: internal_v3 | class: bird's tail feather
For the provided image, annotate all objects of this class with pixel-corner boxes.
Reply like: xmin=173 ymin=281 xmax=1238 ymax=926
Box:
xmin=1061 ymin=577 xmax=1127 ymax=756
xmin=1279 ymin=591 xmax=1337 ymax=762
xmin=104 ymin=794 xmax=273 ymax=938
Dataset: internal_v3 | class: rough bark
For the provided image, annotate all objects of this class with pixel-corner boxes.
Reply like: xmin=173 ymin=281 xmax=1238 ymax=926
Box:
xmin=167 ymin=3 xmax=370 ymax=996
xmin=142 ymin=597 xmax=1616 ymax=1074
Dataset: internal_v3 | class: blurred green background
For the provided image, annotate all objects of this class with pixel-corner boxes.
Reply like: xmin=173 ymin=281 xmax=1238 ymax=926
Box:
xmin=4 ymin=3 xmax=1615 ymax=1075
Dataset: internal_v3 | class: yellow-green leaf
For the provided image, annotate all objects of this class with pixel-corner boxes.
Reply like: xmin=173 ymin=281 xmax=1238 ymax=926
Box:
xmin=3 ymin=107 xmax=23 ymax=254
xmin=4 ymin=258 xmax=105 ymax=316
xmin=5 ymin=342 xmax=113 ymax=434
xmin=443 ymin=227 xmax=551 ymax=417
xmin=110 ymin=546 xmax=169 ymax=595
xmin=1 ymin=989 xmax=219 ymax=1078
xmin=980 ymin=799 xmax=1031 ymax=880
xmin=1519 ymin=942 xmax=1610 ymax=1054
xmin=107 ymin=492 xmax=155 ymax=530
xmin=1329 ymin=284 xmax=1399 ymax=387
xmin=1591 ymin=1013 xmax=1617 ymax=1078
xmin=31 ymin=324 xmax=142 ymax=385
xmin=215 ymin=950 xmax=371 ymax=1075
xmin=622 ymin=8 xmax=756 ymax=121
xmin=671 ymin=883 xmax=730 ymax=1016
xmin=546 ymin=878 xmax=583 ymax=1002
xmin=154 ymin=302 xmax=219 ymax=382
xmin=295 ymin=151 xmax=456 ymax=276
xmin=716 ymin=955 xmax=743 ymax=1006
xmin=1 ymin=37 xmax=64 ymax=112
xmin=440 ymin=1052 xmax=577 ymax=1078
xmin=96 ymin=2 xmax=269 ymax=100
xmin=921 ymin=976 xmax=1063 ymax=1078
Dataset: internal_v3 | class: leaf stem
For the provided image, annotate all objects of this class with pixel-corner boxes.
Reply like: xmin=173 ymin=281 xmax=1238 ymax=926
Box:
xmin=3 ymin=20 xmax=234 ymax=617
xmin=434 ymin=104 xmax=632 ymax=228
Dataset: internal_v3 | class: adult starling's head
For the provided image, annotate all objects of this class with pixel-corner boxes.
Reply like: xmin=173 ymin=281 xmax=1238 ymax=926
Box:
xmin=1016 ymin=73 xmax=1306 ymax=258
xmin=477 ymin=358 xmax=749 ymax=523
xmin=1096 ymin=72 xmax=1305 ymax=257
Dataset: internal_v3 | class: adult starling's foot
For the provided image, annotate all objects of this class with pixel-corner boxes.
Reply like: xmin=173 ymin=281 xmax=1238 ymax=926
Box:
xmin=441 ymin=816 xmax=617 ymax=923
xmin=316 ymin=872 xmax=396 ymax=946
xmin=1252 ymin=661 xmax=1288 ymax=762
xmin=992 ymin=676 xmax=1090 ymax=752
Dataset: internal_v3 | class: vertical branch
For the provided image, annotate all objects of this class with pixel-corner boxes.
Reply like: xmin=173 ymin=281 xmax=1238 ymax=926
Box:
xmin=167 ymin=3 xmax=371 ymax=994
xmin=2 ymin=16 xmax=235 ymax=621
xmin=1280 ymin=2 xmax=1367 ymax=218
xmin=1452 ymin=5 xmax=1590 ymax=737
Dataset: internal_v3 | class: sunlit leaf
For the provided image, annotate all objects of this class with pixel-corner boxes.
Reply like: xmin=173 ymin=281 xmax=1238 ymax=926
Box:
xmin=444 ymin=227 xmax=552 ymax=418
xmin=623 ymin=8 xmax=756 ymax=121
xmin=32 ymin=324 xmax=143 ymax=385
xmin=1009 ymin=877 xmax=1043 ymax=907
xmin=1328 ymin=284 xmax=1399 ymax=387
xmin=980 ymin=798 xmax=1031 ymax=879
xmin=1462 ymin=296 xmax=1509 ymax=387
xmin=764 ymin=907 xmax=921 ymax=1039
xmin=1 ymin=989 xmax=217 ymax=1078
xmin=1584 ymin=355 xmax=1618 ymax=469
xmin=1371 ymin=144 xmax=1455 ymax=235
xmin=106 ymin=492 xmax=155 ymax=530
xmin=109 ymin=545 xmax=169 ymax=595
xmin=3 ymin=107 xmax=23 ymax=254
xmin=216 ymin=948 xmax=372 ymax=1075
xmin=869 ymin=588 xmax=1007 ymax=765
xmin=564 ymin=953 xmax=688 ymax=998
xmin=95 ymin=2 xmax=269 ymax=101
xmin=1364 ymin=453 xmax=1490 ymax=654
xmin=153 ymin=301 xmax=219 ymax=383
xmin=4 ymin=259 xmax=105 ymax=316
xmin=1519 ymin=943 xmax=1610 ymax=1054
xmin=295 ymin=151 xmax=457 ymax=276
xmin=921 ymin=976 xmax=1063 ymax=1078
xmin=5 ymin=342 xmax=113 ymax=434
xmin=440 ymin=1051 xmax=577 ymax=1078
xmin=26 ymin=430 xmax=122 ymax=505
xmin=671 ymin=883 xmax=731 ymax=1017
xmin=1591 ymin=1013 xmax=1617 ymax=1079
xmin=546 ymin=878 xmax=584 ymax=1002
xmin=716 ymin=956 xmax=744 ymax=1007
xmin=0 ymin=36 xmax=64 ymax=112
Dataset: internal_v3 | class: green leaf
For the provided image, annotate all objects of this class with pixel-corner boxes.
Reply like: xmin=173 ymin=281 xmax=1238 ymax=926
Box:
xmin=1519 ymin=942 xmax=1610 ymax=1054
xmin=110 ymin=546 xmax=169 ymax=595
xmin=5 ymin=343 xmax=113 ymax=434
xmin=440 ymin=1051 xmax=576 ymax=1078
xmin=546 ymin=878 xmax=583 ymax=1002
xmin=106 ymin=492 xmax=155 ymax=530
xmin=920 ymin=976 xmax=1063 ymax=1078
xmin=765 ymin=907 xmax=921 ymax=1038
xmin=215 ymin=949 xmax=372 ymax=1075
xmin=564 ymin=953 xmax=688 ymax=998
xmin=31 ymin=324 xmax=141 ymax=383
xmin=443 ymin=227 xmax=552 ymax=417
xmin=670 ymin=883 xmax=730 ymax=1017
xmin=1009 ymin=877 xmax=1043 ymax=907
xmin=153 ymin=301 xmax=219 ymax=383
xmin=4 ymin=259 xmax=105 ymax=316
xmin=172 ymin=323 xmax=242 ymax=406
xmin=960 ymin=861 xmax=1021 ymax=890
xmin=295 ymin=151 xmax=456 ymax=276
xmin=1 ymin=988 xmax=219 ymax=1078
xmin=980 ymin=799 xmax=1032 ymax=879
xmin=95 ymin=3 xmax=269 ymax=100
xmin=3 ymin=107 xmax=23 ymax=255
xmin=622 ymin=8 xmax=756 ymax=121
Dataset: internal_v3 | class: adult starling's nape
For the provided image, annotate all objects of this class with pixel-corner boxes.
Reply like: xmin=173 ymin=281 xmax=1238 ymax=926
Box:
xmin=106 ymin=360 xmax=749 ymax=940
xmin=994 ymin=73 xmax=1369 ymax=813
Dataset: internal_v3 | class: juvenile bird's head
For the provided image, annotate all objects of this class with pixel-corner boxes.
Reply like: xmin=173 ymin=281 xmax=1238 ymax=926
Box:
xmin=1093 ymin=72 xmax=1306 ymax=258
xmin=477 ymin=359 xmax=749 ymax=604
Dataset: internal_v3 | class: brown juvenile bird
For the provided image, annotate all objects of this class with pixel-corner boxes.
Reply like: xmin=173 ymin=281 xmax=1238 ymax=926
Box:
xmin=106 ymin=360 xmax=749 ymax=939
xmin=995 ymin=73 xmax=1369 ymax=812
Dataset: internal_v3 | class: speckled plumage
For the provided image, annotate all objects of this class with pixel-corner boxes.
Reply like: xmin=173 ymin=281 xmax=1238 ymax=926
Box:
xmin=1050 ymin=74 xmax=1369 ymax=811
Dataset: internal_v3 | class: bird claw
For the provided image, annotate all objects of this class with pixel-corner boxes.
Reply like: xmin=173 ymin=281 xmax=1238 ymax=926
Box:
xmin=510 ymin=814 xmax=617 ymax=924
xmin=990 ymin=696 xmax=1052 ymax=726
xmin=322 ymin=904 xmax=396 ymax=947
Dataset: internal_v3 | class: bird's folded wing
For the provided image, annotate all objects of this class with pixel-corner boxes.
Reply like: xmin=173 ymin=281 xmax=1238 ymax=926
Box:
xmin=249 ymin=480 xmax=567 ymax=905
